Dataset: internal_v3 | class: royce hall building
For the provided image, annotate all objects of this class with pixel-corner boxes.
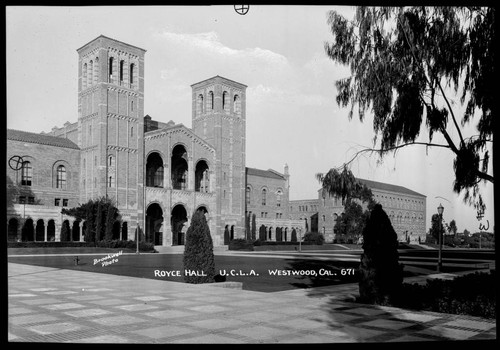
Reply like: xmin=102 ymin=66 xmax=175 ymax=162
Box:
xmin=6 ymin=35 xmax=426 ymax=246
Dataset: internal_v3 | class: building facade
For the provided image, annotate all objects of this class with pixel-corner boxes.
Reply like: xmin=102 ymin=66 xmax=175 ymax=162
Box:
xmin=289 ymin=178 xmax=427 ymax=243
xmin=6 ymin=35 xmax=425 ymax=246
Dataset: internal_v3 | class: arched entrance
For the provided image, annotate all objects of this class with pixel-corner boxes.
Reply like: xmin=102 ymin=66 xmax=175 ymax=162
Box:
xmin=35 ymin=219 xmax=45 ymax=241
xmin=121 ymin=222 xmax=128 ymax=240
xmin=21 ymin=219 xmax=34 ymax=241
xmin=72 ymin=221 xmax=81 ymax=241
xmin=230 ymin=225 xmax=235 ymax=240
xmin=171 ymin=204 xmax=188 ymax=245
xmin=146 ymin=203 xmax=164 ymax=245
xmin=146 ymin=152 xmax=164 ymax=188
xmin=172 ymin=145 xmax=188 ymax=190
xmin=224 ymin=225 xmax=230 ymax=244
xmin=8 ymin=218 xmax=18 ymax=242
xmin=112 ymin=221 xmax=121 ymax=240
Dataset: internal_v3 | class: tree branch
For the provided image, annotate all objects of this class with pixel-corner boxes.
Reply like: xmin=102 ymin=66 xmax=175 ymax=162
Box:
xmin=339 ymin=141 xmax=451 ymax=170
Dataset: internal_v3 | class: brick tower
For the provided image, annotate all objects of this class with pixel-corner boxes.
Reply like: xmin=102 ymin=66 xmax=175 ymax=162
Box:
xmin=76 ymin=35 xmax=146 ymax=238
xmin=191 ymin=76 xmax=247 ymax=240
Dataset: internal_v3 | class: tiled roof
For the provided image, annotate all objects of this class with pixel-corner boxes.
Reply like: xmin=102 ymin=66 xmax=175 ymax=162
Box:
xmin=358 ymin=178 xmax=425 ymax=197
xmin=246 ymin=167 xmax=284 ymax=180
xmin=7 ymin=129 xmax=80 ymax=150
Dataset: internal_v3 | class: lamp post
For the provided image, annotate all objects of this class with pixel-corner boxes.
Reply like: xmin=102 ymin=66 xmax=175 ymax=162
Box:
xmin=437 ymin=203 xmax=444 ymax=272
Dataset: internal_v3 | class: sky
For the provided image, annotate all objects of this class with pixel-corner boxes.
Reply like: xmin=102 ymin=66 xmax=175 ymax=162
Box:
xmin=6 ymin=5 xmax=495 ymax=234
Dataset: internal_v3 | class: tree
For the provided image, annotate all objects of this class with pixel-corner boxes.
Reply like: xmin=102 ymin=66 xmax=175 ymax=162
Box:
xmin=251 ymin=213 xmax=256 ymax=241
xmin=448 ymin=219 xmax=458 ymax=237
xmin=430 ymin=213 xmax=445 ymax=240
xmin=245 ymin=213 xmax=251 ymax=240
xmin=183 ymin=210 xmax=216 ymax=284
xmin=324 ymin=7 xmax=494 ymax=213
xmin=334 ymin=200 xmax=370 ymax=243
xmin=358 ymin=204 xmax=403 ymax=304
xmin=62 ymin=197 xmax=119 ymax=243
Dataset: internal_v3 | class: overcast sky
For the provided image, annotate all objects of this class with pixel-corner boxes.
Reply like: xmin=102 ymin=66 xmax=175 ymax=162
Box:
xmin=6 ymin=5 xmax=494 ymax=234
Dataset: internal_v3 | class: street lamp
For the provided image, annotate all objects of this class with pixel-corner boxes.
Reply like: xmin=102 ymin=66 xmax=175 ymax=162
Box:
xmin=437 ymin=203 xmax=444 ymax=272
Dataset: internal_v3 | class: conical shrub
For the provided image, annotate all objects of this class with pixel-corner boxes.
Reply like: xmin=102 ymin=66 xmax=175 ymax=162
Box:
xmin=183 ymin=210 xmax=216 ymax=284
xmin=358 ymin=203 xmax=403 ymax=304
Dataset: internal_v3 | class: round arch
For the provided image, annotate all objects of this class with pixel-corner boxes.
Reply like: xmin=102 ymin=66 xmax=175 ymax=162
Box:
xmin=146 ymin=202 xmax=164 ymax=245
xmin=171 ymin=204 xmax=188 ymax=245
xmin=195 ymin=159 xmax=210 ymax=192
xmin=8 ymin=218 xmax=18 ymax=242
xmin=171 ymin=144 xmax=189 ymax=190
xmin=21 ymin=218 xmax=34 ymax=241
xmin=35 ymin=219 xmax=45 ymax=241
xmin=146 ymin=152 xmax=165 ymax=188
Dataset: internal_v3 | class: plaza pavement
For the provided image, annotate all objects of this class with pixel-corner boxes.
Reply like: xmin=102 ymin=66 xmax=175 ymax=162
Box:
xmin=7 ymin=251 xmax=497 ymax=344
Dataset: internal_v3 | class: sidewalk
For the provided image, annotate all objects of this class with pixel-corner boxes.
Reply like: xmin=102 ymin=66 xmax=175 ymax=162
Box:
xmin=8 ymin=262 xmax=496 ymax=343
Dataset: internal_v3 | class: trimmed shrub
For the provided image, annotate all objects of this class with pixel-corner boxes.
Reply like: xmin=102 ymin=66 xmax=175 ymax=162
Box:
xmin=303 ymin=232 xmax=324 ymax=245
xmin=358 ymin=204 xmax=403 ymax=305
xmin=229 ymin=238 xmax=254 ymax=251
xmin=183 ymin=211 xmax=216 ymax=284
xmin=392 ymin=271 xmax=496 ymax=319
xmin=95 ymin=239 xmax=156 ymax=252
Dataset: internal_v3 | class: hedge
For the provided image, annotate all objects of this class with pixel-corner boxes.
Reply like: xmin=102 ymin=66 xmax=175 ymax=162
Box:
xmin=8 ymin=240 xmax=156 ymax=252
xmin=228 ymin=239 xmax=254 ymax=251
xmin=390 ymin=271 xmax=496 ymax=319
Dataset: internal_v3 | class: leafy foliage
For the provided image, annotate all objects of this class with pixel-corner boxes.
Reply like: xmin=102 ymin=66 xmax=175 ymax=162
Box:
xmin=334 ymin=200 xmax=370 ymax=243
xmin=325 ymin=7 xmax=494 ymax=212
xmin=429 ymin=213 xmax=445 ymax=240
xmin=183 ymin=210 xmax=216 ymax=284
xmin=62 ymin=197 xmax=120 ymax=243
xmin=303 ymin=232 xmax=325 ymax=245
xmin=358 ymin=204 xmax=403 ymax=304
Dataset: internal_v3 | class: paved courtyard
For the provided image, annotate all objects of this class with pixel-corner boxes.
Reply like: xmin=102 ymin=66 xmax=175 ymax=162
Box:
xmin=7 ymin=262 xmax=496 ymax=343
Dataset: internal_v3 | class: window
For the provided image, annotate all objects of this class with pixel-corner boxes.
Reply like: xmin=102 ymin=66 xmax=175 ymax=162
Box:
xmin=208 ymin=91 xmax=214 ymax=110
xmin=276 ymin=190 xmax=282 ymax=207
xmin=120 ymin=60 xmax=124 ymax=83
xmin=108 ymin=57 xmax=114 ymax=82
xmin=131 ymin=126 xmax=134 ymax=137
xmin=55 ymin=198 xmax=60 ymax=206
xmin=19 ymin=196 xmax=26 ymax=204
xmin=28 ymin=197 xmax=34 ymax=204
xmin=246 ymin=186 xmax=251 ymax=205
xmin=129 ymin=63 xmax=134 ymax=85
xmin=131 ymin=100 xmax=134 ymax=111
xmin=261 ymin=189 xmax=267 ymax=206
xmin=322 ymin=215 xmax=326 ymax=222
xmin=56 ymin=165 xmax=66 ymax=189
xmin=83 ymin=63 xmax=87 ymax=88
xmin=21 ymin=161 xmax=32 ymax=186
xmin=63 ymin=199 xmax=68 ymax=207
xmin=109 ymin=155 xmax=114 ymax=167
xmin=89 ymin=60 xmax=93 ymax=86
xmin=108 ymin=176 xmax=114 ymax=188
xmin=223 ymin=91 xmax=229 ymax=111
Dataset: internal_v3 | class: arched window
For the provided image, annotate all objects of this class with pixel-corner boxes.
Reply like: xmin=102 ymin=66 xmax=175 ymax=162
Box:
xmin=131 ymin=100 xmax=134 ymax=112
xmin=108 ymin=176 xmax=114 ymax=188
xmin=130 ymin=126 xmax=134 ymax=137
xmin=21 ymin=161 xmax=32 ymax=186
xmin=89 ymin=60 xmax=93 ymax=86
xmin=197 ymin=94 xmax=204 ymax=116
xmin=261 ymin=188 xmax=267 ymax=206
xmin=56 ymin=165 xmax=67 ymax=189
xmin=83 ymin=63 xmax=88 ymax=89
xmin=94 ymin=57 xmax=99 ymax=85
xmin=108 ymin=57 xmax=114 ymax=83
xmin=108 ymin=155 xmax=114 ymax=167
xmin=246 ymin=186 xmax=251 ymax=205
xmin=222 ymin=91 xmax=229 ymax=111
xmin=234 ymin=94 xmax=241 ymax=115
xmin=89 ymin=125 xmax=92 ymax=143
xmin=276 ymin=190 xmax=282 ymax=207
xmin=129 ymin=63 xmax=134 ymax=85
xmin=208 ymin=91 xmax=214 ymax=110
xmin=119 ymin=60 xmax=124 ymax=84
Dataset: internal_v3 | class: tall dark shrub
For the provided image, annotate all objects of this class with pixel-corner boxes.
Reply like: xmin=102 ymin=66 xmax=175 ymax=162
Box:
xmin=251 ymin=214 xmax=256 ymax=240
xmin=183 ymin=211 xmax=216 ymax=284
xmin=105 ymin=206 xmax=117 ymax=241
xmin=358 ymin=204 xmax=403 ymax=304
xmin=60 ymin=221 xmax=70 ymax=242
xmin=291 ymin=229 xmax=297 ymax=242
xmin=245 ymin=213 xmax=251 ymax=240
xmin=84 ymin=201 xmax=95 ymax=242
xmin=259 ymin=225 xmax=266 ymax=241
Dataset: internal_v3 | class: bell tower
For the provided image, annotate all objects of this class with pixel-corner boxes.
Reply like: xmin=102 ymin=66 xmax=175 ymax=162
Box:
xmin=191 ymin=76 xmax=247 ymax=240
xmin=77 ymin=35 xmax=146 ymax=237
